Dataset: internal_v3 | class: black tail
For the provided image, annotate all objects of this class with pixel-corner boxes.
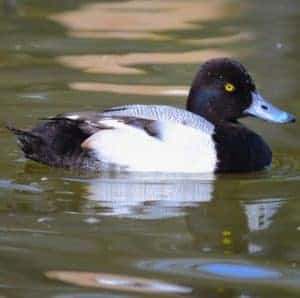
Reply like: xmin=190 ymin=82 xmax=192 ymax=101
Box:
xmin=7 ymin=120 xmax=92 ymax=168
xmin=6 ymin=125 xmax=49 ymax=163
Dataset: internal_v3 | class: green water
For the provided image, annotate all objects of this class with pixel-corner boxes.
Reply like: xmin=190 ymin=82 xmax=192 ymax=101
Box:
xmin=0 ymin=0 xmax=299 ymax=297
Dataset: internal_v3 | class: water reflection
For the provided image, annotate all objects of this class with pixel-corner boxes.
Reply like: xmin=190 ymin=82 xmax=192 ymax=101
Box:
xmin=52 ymin=295 xmax=129 ymax=298
xmin=0 ymin=178 xmax=42 ymax=193
xmin=185 ymin=32 xmax=253 ymax=46
xmin=62 ymin=174 xmax=289 ymax=258
xmin=137 ymin=258 xmax=300 ymax=290
xmin=6 ymin=167 xmax=294 ymax=257
xmin=50 ymin=0 xmax=242 ymax=40
xmin=58 ymin=49 xmax=233 ymax=75
xmin=51 ymin=0 xmax=247 ymax=97
xmin=186 ymin=186 xmax=288 ymax=256
xmin=69 ymin=82 xmax=188 ymax=97
xmin=242 ymin=198 xmax=284 ymax=232
xmin=66 ymin=175 xmax=214 ymax=219
xmin=46 ymin=271 xmax=191 ymax=294
xmin=199 ymin=263 xmax=282 ymax=279
xmin=1 ymin=169 xmax=299 ymax=297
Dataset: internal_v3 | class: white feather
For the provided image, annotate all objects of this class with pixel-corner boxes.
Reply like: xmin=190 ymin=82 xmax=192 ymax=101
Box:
xmin=82 ymin=119 xmax=217 ymax=173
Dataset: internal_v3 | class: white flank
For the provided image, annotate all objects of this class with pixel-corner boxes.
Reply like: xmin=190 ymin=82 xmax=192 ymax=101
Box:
xmin=82 ymin=119 xmax=217 ymax=173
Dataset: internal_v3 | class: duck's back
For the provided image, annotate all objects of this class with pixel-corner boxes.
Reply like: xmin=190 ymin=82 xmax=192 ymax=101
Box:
xmin=101 ymin=105 xmax=214 ymax=133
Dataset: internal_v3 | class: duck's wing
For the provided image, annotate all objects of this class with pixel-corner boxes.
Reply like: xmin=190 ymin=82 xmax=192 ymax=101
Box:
xmin=101 ymin=104 xmax=215 ymax=133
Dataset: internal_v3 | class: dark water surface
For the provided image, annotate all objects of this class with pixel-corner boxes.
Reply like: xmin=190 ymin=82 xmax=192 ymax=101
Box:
xmin=0 ymin=0 xmax=299 ymax=297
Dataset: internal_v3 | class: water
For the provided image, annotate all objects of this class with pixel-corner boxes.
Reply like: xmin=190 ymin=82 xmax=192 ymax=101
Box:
xmin=0 ymin=0 xmax=299 ymax=297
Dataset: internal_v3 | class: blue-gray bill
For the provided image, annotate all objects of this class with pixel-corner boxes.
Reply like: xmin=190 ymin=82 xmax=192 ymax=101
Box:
xmin=245 ymin=92 xmax=296 ymax=123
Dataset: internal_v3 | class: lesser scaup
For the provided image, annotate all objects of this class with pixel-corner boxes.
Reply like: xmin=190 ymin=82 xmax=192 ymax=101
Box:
xmin=8 ymin=58 xmax=295 ymax=173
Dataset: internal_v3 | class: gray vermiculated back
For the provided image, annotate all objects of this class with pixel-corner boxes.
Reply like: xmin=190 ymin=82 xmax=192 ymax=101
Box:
xmin=102 ymin=105 xmax=215 ymax=134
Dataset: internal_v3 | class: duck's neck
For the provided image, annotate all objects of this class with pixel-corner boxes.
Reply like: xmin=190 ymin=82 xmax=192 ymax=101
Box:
xmin=212 ymin=124 xmax=272 ymax=173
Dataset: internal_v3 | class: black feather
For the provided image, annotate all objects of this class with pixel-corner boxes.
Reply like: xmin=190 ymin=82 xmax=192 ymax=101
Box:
xmin=7 ymin=120 xmax=94 ymax=168
xmin=6 ymin=125 xmax=46 ymax=161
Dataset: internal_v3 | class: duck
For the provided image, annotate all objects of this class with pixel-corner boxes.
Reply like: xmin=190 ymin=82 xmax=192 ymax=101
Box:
xmin=7 ymin=58 xmax=295 ymax=173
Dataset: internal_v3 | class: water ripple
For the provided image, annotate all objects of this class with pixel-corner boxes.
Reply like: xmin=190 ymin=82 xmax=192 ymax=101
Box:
xmin=137 ymin=258 xmax=300 ymax=290
xmin=0 ymin=179 xmax=42 ymax=193
xmin=45 ymin=271 xmax=191 ymax=294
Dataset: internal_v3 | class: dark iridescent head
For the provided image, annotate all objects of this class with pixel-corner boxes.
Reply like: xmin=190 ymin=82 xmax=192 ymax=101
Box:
xmin=187 ymin=58 xmax=295 ymax=124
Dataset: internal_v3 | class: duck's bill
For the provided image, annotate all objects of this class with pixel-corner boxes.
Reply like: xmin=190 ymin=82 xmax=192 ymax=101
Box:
xmin=244 ymin=92 xmax=296 ymax=123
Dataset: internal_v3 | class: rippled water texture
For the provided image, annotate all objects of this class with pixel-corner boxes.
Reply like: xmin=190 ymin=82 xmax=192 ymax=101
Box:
xmin=0 ymin=0 xmax=299 ymax=297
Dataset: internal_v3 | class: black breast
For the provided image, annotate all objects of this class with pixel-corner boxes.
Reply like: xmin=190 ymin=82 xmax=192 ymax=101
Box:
xmin=213 ymin=124 xmax=272 ymax=173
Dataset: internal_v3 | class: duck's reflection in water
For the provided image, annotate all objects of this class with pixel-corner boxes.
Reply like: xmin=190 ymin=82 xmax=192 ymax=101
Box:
xmin=242 ymin=198 xmax=284 ymax=232
xmin=186 ymin=180 xmax=287 ymax=256
xmin=67 ymin=173 xmax=287 ymax=257
xmin=75 ymin=174 xmax=285 ymax=229
xmin=78 ymin=174 xmax=214 ymax=219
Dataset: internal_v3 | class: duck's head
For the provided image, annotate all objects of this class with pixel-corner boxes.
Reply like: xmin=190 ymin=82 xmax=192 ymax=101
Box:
xmin=187 ymin=58 xmax=296 ymax=125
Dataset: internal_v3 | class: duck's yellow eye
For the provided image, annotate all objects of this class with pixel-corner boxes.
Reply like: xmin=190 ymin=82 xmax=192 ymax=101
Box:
xmin=224 ymin=83 xmax=236 ymax=92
